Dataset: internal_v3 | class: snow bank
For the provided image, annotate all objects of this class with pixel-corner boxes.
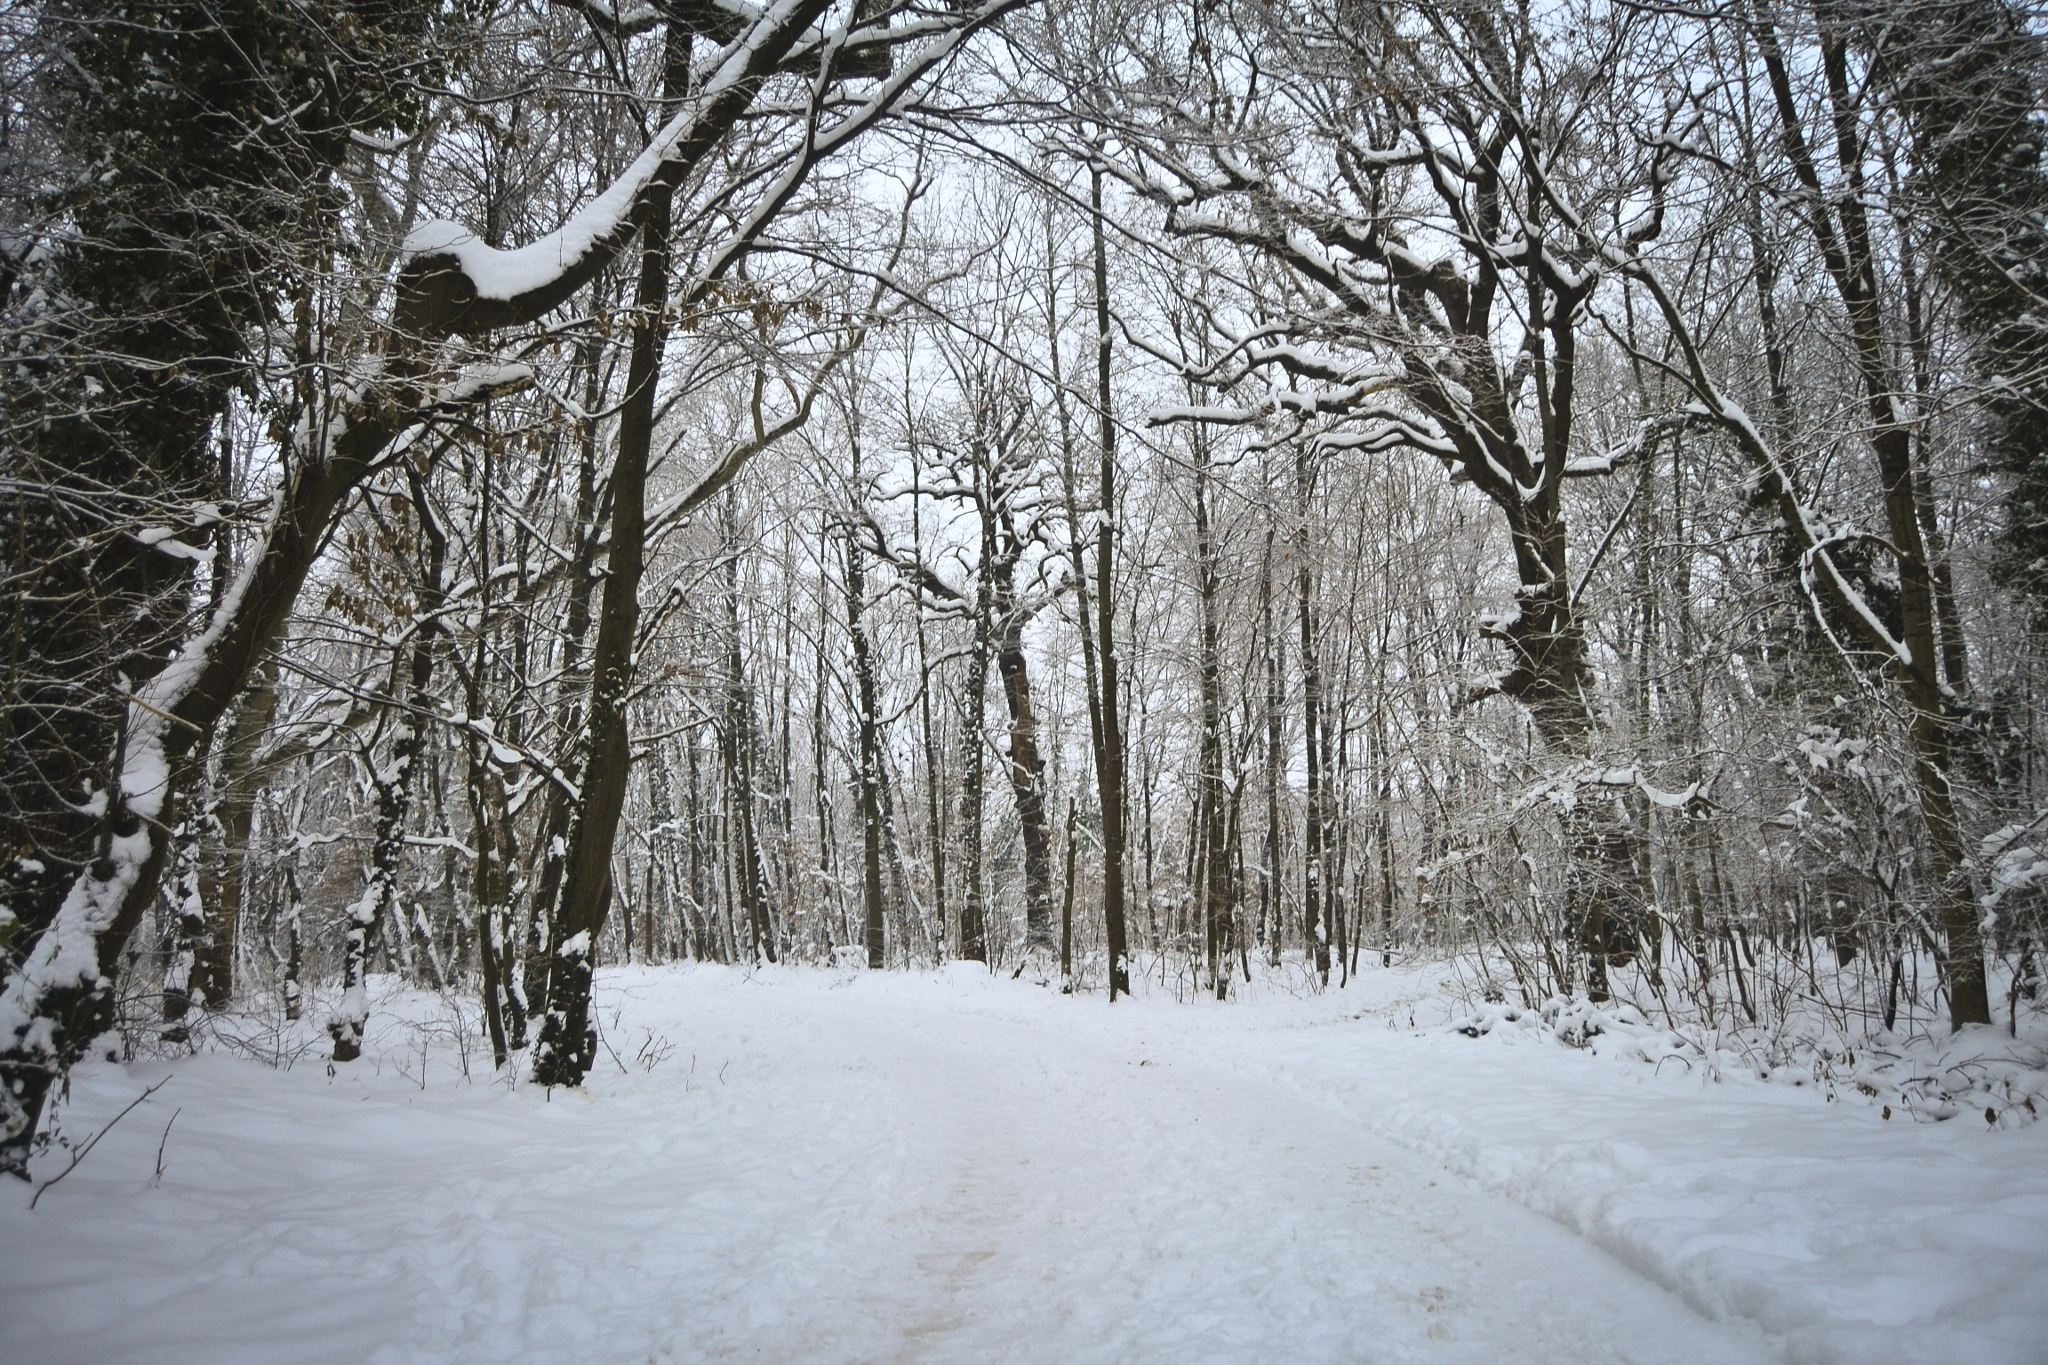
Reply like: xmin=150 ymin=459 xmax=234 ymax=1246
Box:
xmin=1447 ymin=996 xmax=2048 ymax=1124
xmin=1212 ymin=975 xmax=2048 ymax=1365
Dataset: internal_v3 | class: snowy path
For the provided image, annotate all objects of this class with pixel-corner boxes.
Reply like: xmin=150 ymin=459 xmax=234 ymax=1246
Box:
xmin=712 ymin=983 xmax=1773 ymax=1364
xmin=745 ymin=978 xmax=1769 ymax=1358
xmin=3 ymin=964 xmax=2039 ymax=1364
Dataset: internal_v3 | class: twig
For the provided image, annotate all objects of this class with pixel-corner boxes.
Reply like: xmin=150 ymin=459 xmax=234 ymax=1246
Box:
xmin=30 ymin=1077 xmax=172 ymax=1209
xmin=152 ymin=1108 xmax=181 ymax=1186
xmin=119 ymin=693 xmax=206 ymax=733
xmin=597 ymin=1022 xmax=629 ymax=1076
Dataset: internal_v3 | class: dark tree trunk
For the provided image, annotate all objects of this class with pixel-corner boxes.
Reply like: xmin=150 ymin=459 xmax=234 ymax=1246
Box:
xmin=722 ymin=491 xmax=776 ymax=965
xmin=1059 ymin=798 xmax=1078 ymax=988
xmin=848 ymin=521 xmax=888 ymax=970
xmin=1261 ymin=523 xmax=1285 ymax=968
xmin=991 ymin=534 xmax=1055 ymax=956
xmin=958 ymin=538 xmax=992 ymax=964
xmin=912 ymin=487 xmax=947 ymax=962
xmin=1295 ymin=453 xmax=1330 ymax=986
xmin=1744 ymin=21 xmax=1988 ymax=1026
xmin=1194 ymin=424 xmax=1232 ymax=996
xmin=1090 ymin=165 xmax=1129 ymax=999
xmin=530 ymin=26 xmax=692 ymax=1086
xmin=181 ymin=657 xmax=277 ymax=1017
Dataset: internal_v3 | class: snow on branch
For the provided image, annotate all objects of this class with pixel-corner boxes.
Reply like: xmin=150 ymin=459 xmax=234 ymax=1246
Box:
xmin=397 ymin=0 xmax=842 ymax=334
xmin=401 ymin=0 xmax=1015 ymax=336
xmin=431 ymin=362 xmax=535 ymax=407
xmin=548 ymin=0 xmax=672 ymax=37
xmin=1146 ymin=402 xmax=1266 ymax=427
xmin=1146 ymin=373 xmax=1401 ymax=430
xmin=1 ymin=0 xmax=1036 ymax=1153
xmin=1981 ymin=811 xmax=2048 ymax=926
xmin=1563 ymin=410 xmax=1697 ymax=477
xmin=454 ymin=717 xmax=581 ymax=801
xmin=400 ymin=89 xmax=728 ymax=302
xmin=1505 ymin=762 xmax=1708 ymax=815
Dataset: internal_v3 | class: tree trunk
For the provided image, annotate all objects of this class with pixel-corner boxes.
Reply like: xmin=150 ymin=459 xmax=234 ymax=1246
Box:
xmin=1261 ymin=522 xmax=1285 ymax=968
xmin=722 ymin=491 xmax=776 ymax=966
xmin=913 ymin=484 xmax=948 ymax=961
xmin=848 ymin=521 xmax=888 ymax=970
xmin=201 ymin=657 xmax=279 ymax=1010
xmin=1194 ymin=422 xmax=1232 ymax=996
xmin=1060 ymin=798 xmax=1078 ymax=989
xmin=1090 ymin=164 xmax=1130 ymax=999
xmin=1295 ymin=452 xmax=1330 ymax=986
xmin=334 ymin=473 xmax=449 ymax=1062
xmin=1741 ymin=20 xmax=1989 ymax=1026
xmin=530 ymin=24 xmax=690 ymax=1085
xmin=991 ymin=538 xmax=1055 ymax=956
xmin=959 ymin=536 xmax=992 ymax=963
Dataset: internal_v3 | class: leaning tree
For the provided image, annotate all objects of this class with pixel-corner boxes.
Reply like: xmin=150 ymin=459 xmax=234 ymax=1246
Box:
xmin=0 ymin=0 xmax=1031 ymax=1173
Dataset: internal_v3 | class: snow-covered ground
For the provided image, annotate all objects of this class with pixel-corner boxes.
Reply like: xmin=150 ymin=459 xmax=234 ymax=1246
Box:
xmin=3 ymin=963 xmax=2043 ymax=1364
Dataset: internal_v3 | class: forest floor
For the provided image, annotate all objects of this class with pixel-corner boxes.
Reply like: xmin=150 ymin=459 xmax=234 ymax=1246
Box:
xmin=2 ymin=960 xmax=2044 ymax=1365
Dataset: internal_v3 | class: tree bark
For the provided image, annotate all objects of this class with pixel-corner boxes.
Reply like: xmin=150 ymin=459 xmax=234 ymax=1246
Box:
xmin=334 ymin=473 xmax=449 ymax=1062
xmin=1194 ymin=421 xmax=1232 ymax=996
xmin=958 ymin=525 xmax=992 ymax=963
xmin=1090 ymin=164 xmax=1130 ymax=999
xmin=529 ymin=24 xmax=690 ymax=1086
xmin=848 ymin=510 xmax=889 ymax=970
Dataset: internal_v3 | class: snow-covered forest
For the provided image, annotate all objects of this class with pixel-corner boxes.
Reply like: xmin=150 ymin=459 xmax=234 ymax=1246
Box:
xmin=3 ymin=0 xmax=2047 ymax=1357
